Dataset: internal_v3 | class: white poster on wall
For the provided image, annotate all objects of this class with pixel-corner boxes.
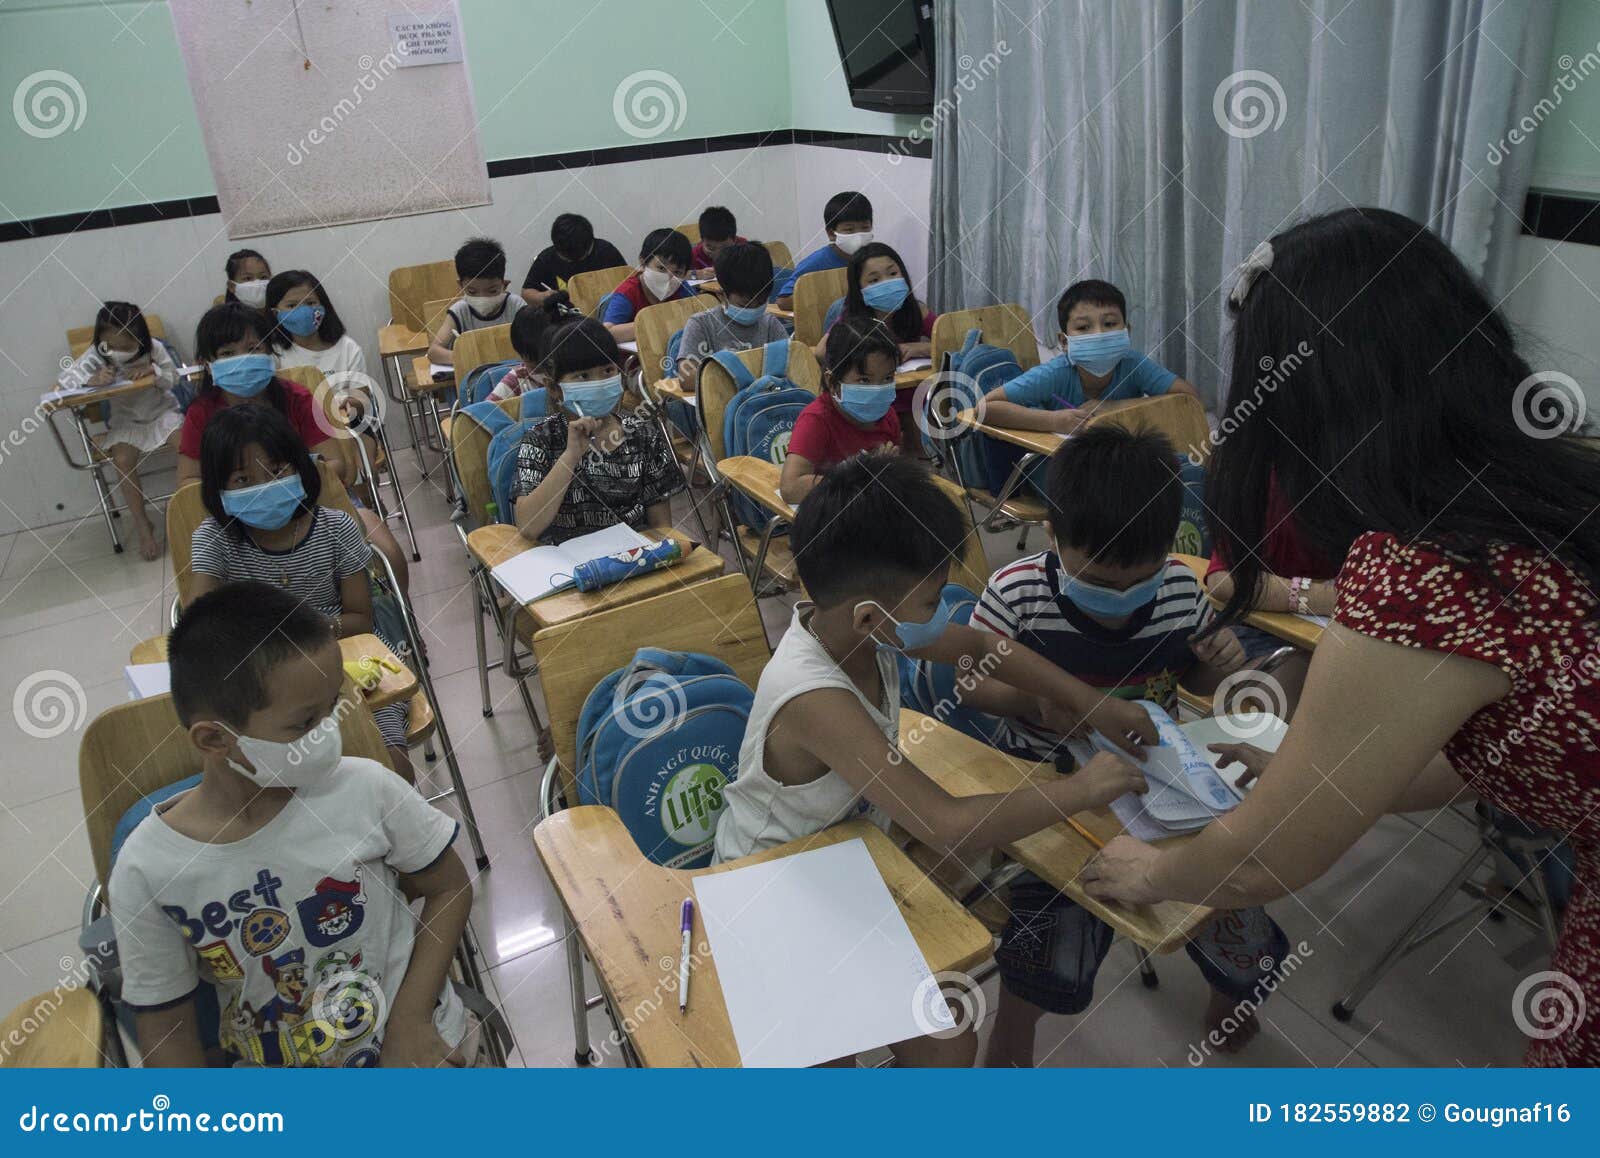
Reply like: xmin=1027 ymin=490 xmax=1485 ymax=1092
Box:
xmin=169 ymin=0 xmax=488 ymax=239
xmin=388 ymin=12 xmax=463 ymax=67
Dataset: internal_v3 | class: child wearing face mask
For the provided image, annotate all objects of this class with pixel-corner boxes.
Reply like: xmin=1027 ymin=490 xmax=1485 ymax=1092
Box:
xmin=673 ymin=242 xmax=789 ymax=382
xmin=825 ymin=240 xmax=938 ymax=361
xmin=187 ymin=404 xmax=413 ymax=780
xmin=429 ymin=237 xmax=523 ymax=367
xmin=780 ymin=317 xmax=901 ymax=505
xmin=268 ymin=271 xmax=368 ymax=380
xmin=55 ymin=301 xmax=184 ymax=560
xmin=601 ymin=228 xmax=698 ymax=344
xmin=774 ymin=190 xmax=874 ymax=310
xmin=968 ymin=425 xmax=1287 ymax=1068
xmin=223 ymin=248 xmax=271 ymax=307
xmin=109 ymin=581 xmax=476 ymax=1068
xmin=980 ymin=279 xmax=1199 ymax=436
xmin=510 ymin=317 xmax=683 ymax=544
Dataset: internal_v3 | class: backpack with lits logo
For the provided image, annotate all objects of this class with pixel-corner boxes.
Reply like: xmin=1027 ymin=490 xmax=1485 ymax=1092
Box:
xmin=574 ymin=648 xmax=754 ymax=869
xmin=713 ymin=341 xmax=811 ymax=530
xmin=923 ymin=328 xmax=1024 ymax=494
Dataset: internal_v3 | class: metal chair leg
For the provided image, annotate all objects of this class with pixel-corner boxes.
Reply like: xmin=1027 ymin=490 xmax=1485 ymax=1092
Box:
xmin=563 ymin=908 xmax=597 ymax=1066
xmin=374 ymin=422 xmax=421 ymax=561
xmin=1137 ymin=949 xmax=1160 ymax=989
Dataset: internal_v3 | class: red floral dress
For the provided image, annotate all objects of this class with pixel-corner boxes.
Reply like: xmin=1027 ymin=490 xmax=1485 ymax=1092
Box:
xmin=1337 ymin=532 xmax=1600 ymax=1065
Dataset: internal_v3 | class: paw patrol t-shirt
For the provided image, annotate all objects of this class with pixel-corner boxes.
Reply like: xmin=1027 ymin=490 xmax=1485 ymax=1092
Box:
xmin=110 ymin=757 xmax=465 ymax=1067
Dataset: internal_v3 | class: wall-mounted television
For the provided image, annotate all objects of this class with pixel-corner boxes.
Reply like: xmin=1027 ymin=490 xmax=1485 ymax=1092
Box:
xmin=824 ymin=0 xmax=936 ymax=115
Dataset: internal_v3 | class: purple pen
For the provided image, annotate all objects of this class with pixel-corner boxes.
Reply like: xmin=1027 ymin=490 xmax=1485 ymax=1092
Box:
xmin=678 ymin=898 xmax=694 ymax=1011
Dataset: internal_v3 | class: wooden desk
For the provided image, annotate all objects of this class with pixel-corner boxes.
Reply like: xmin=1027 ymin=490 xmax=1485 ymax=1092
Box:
xmin=767 ymin=303 xmax=795 ymax=320
xmin=956 ymin=407 xmax=1064 ymax=456
xmin=377 ymin=324 xmax=429 ymax=361
xmin=410 ymin=355 xmax=455 ymax=394
xmin=0 ymin=988 xmax=106 ymax=1068
xmin=902 ymin=712 xmax=1210 ymax=952
xmin=533 ymin=808 xmax=992 ymax=1067
xmin=465 ymin=523 xmax=725 ymax=630
xmin=652 ymin=377 xmax=696 ymax=405
xmin=716 ymin=455 xmax=793 ymax=522
xmin=130 ymin=633 xmax=418 ymax=710
xmin=895 ymin=367 xmax=934 ymax=391
xmin=1171 ymin=554 xmax=1325 ymax=650
xmin=41 ymin=374 xmax=159 ymax=416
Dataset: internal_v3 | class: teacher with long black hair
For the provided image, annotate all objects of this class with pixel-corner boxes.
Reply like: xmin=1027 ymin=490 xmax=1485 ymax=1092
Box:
xmin=1080 ymin=207 xmax=1600 ymax=1066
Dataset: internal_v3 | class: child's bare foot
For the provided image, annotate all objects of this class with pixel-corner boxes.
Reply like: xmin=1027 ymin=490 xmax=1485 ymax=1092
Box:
xmin=1204 ymin=989 xmax=1261 ymax=1054
xmin=536 ymin=726 xmax=554 ymax=763
xmin=133 ymin=518 xmax=162 ymax=561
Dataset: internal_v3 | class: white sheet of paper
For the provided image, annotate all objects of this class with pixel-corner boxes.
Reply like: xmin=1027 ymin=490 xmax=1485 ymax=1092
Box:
xmin=1106 ymin=713 xmax=1287 ymax=835
xmin=124 ymin=662 xmax=172 ymax=701
xmin=428 ymin=361 xmax=453 ymax=379
xmin=896 ymin=357 xmax=933 ymax=373
xmin=1297 ymin=613 xmax=1331 ymax=628
xmin=489 ymin=524 xmax=648 ymax=603
xmin=694 ymin=838 xmax=947 ymax=1067
xmin=618 ymin=340 xmax=639 ymax=353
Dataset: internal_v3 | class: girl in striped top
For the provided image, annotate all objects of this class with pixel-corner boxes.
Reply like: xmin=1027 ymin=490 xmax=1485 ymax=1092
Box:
xmin=187 ymin=404 xmax=412 ymax=779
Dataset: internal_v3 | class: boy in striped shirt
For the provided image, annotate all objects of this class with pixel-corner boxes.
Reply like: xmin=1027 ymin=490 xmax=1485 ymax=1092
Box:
xmin=972 ymin=426 xmax=1289 ymax=1066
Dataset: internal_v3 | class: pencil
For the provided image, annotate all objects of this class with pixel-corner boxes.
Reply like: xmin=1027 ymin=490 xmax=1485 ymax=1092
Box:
xmin=1067 ymin=815 xmax=1106 ymax=850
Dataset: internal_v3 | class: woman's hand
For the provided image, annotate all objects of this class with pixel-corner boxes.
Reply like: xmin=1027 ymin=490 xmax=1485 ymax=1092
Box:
xmin=1079 ymin=834 xmax=1165 ymax=904
xmin=1208 ymin=741 xmax=1275 ymax=787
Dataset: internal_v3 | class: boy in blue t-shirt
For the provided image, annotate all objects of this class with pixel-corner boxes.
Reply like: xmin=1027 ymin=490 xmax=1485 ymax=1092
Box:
xmin=774 ymin=190 xmax=874 ymax=309
xmin=981 ymin=279 xmax=1198 ymax=435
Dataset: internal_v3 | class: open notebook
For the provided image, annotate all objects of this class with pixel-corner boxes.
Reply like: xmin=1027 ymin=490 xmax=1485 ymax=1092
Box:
xmin=488 ymin=524 xmax=650 ymax=604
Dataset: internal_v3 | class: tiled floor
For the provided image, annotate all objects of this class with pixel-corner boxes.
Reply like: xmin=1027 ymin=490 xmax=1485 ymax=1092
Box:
xmin=0 ymin=449 xmax=1541 ymax=1067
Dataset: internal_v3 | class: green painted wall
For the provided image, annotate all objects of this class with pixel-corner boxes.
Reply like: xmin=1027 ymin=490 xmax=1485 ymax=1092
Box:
xmin=1531 ymin=0 xmax=1600 ymax=194
xmin=785 ymin=0 xmax=924 ymax=137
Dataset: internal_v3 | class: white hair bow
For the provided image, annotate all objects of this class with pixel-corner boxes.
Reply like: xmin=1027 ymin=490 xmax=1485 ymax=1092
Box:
xmin=1228 ymin=240 xmax=1274 ymax=307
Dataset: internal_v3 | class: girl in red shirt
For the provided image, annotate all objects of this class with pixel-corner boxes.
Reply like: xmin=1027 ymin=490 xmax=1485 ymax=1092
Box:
xmin=780 ymin=317 xmax=901 ymax=505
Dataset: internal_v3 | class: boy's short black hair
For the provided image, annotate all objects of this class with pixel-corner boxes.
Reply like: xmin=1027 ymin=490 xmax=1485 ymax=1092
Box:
xmin=638 ymin=227 xmax=693 ymax=271
xmin=824 ymin=191 xmax=873 ymax=230
xmin=169 ymin=582 xmax=335 ymax=727
xmin=712 ymin=242 xmax=773 ymax=300
xmin=1057 ymin=279 xmax=1127 ymax=331
xmin=550 ymin=213 xmax=595 ymax=258
xmin=455 ymin=237 xmax=507 ymax=282
xmin=1045 ymin=425 xmax=1180 ymax=567
xmin=698 ymin=205 xmax=737 ymax=242
xmin=792 ymin=456 xmax=965 ymax=607
xmin=823 ymin=315 xmax=898 ymax=382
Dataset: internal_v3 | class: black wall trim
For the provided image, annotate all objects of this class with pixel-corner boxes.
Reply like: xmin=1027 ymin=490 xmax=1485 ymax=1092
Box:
xmin=0 ymin=128 xmax=927 ymax=245
xmin=1522 ymin=190 xmax=1600 ymax=247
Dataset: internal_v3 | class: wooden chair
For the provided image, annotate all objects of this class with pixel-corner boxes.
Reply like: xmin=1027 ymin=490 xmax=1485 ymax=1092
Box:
xmin=388 ymin=260 xmax=458 ymax=333
xmin=567 ymin=264 xmax=633 ymax=317
xmin=697 ymin=341 xmax=822 ymax=589
xmin=453 ymin=323 xmax=517 ymax=400
xmin=421 ymin=295 xmax=456 ymax=348
xmin=635 ymin=294 xmax=717 ymax=389
xmin=675 ymin=222 xmax=702 ymax=245
xmin=762 ymin=240 xmax=794 ymax=272
xmin=1086 ymin=392 xmax=1213 ymax=465
xmin=791 ymin=266 xmax=849 ymax=346
xmin=0 ymin=988 xmax=114 ymax=1067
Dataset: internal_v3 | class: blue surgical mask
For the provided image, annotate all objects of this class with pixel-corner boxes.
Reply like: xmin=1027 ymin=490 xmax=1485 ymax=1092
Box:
xmin=1065 ymin=328 xmax=1131 ymax=376
xmin=724 ymin=301 xmax=766 ymax=326
xmin=836 ymin=382 xmax=896 ymax=423
xmin=209 ymin=353 xmax=276 ymax=396
xmin=221 ymin=474 xmax=306 ymax=531
xmin=1061 ymin=563 xmax=1166 ymax=619
xmin=861 ymin=277 xmax=910 ymax=313
xmin=561 ymin=375 xmax=624 ymax=418
xmin=276 ymin=303 xmax=325 ymax=337
xmin=857 ymin=598 xmax=953 ymax=653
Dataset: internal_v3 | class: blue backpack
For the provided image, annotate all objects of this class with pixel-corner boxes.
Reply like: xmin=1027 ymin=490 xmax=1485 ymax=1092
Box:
xmin=822 ymin=295 xmax=846 ymax=334
xmin=923 ymin=328 xmax=1025 ymax=494
xmin=575 ymin=649 xmax=754 ymax=868
xmin=466 ymin=392 xmax=550 ymax=524
xmin=1173 ymin=456 xmax=1211 ymax=556
xmin=461 ymin=359 xmax=522 ymax=406
xmin=659 ymin=328 xmax=699 ymax=439
xmin=714 ymin=341 xmax=811 ymax=530
xmin=896 ymin=584 xmax=1003 ymax=746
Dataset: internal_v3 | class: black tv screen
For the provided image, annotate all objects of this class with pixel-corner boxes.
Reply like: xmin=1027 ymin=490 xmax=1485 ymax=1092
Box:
xmin=824 ymin=0 xmax=936 ymax=114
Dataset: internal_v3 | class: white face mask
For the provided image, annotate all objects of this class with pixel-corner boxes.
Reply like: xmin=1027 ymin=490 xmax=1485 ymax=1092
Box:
xmin=219 ymin=713 xmax=344 ymax=790
xmin=640 ymin=267 xmax=682 ymax=300
xmin=99 ymin=344 xmax=139 ymax=365
xmin=465 ymin=293 xmax=505 ymax=316
xmin=233 ymin=279 xmax=269 ymax=308
xmin=834 ymin=230 xmax=873 ymax=255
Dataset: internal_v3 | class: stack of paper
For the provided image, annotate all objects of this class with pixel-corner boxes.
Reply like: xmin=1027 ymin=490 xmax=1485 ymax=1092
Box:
xmin=489 ymin=524 xmax=650 ymax=604
xmin=896 ymin=357 xmax=933 ymax=373
xmin=124 ymin=662 xmax=172 ymax=701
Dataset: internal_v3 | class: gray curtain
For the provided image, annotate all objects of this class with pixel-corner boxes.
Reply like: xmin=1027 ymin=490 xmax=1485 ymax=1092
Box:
xmin=928 ymin=0 xmax=1557 ymax=407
